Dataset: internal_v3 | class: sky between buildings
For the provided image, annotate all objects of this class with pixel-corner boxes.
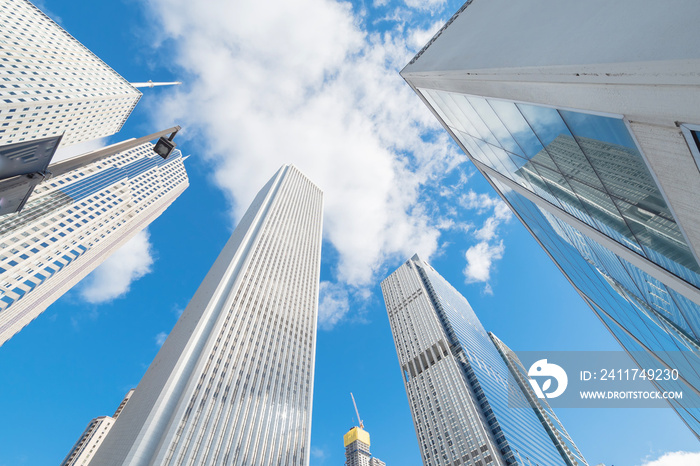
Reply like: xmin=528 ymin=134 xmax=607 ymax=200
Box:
xmin=0 ymin=0 xmax=698 ymax=465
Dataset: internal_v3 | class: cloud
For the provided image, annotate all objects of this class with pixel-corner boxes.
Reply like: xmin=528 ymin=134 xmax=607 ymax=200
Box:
xmin=318 ymin=281 xmax=351 ymax=330
xmin=144 ymin=0 xmax=463 ymax=320
xmin=454 ymin=189 xmax=512 ymax=290
xmin=638 ymin=451 xmax=700 ymax=466
xmin=79 ymin=230 xmax=154 ymax=303
xmin=155 ymin=331 xmax=168 ymax=347
xmin=463 ymin=240 xmax=505 ymax=289
xmin=310 ymin=446 xmax=327 ymax=460
xmin=404 ymin=0 xmax=447 ymax=13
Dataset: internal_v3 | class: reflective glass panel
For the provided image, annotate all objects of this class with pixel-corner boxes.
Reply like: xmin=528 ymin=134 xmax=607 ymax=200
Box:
xmin=418 ymin=87 xmax=700 ymax=289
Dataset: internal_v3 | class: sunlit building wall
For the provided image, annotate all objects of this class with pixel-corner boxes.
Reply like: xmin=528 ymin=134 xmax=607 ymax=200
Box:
xmin=0 ymin=0 xmax=141 ymax=148
xmin=400 ymin=0 xmax=700 ymax=437
xmin=91 ymin=165 xmax=323 ymax=466
xmin=344 ymin=426 xmax=385 ymax=466
xmin=61 ymin=390 xmax=135 ymax=466
xmin=381 ymin=255 xmax=586 ymax=465
xmin=0 ymin=143 xmax=188 ymax=346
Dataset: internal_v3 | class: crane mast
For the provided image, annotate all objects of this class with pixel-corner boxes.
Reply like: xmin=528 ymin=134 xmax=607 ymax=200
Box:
xmin=350 ymin=392 xmax=364 ymax=429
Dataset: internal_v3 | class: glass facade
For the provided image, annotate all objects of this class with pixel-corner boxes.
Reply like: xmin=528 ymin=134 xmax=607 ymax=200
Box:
xmin=417 ymin=88 xmax=700 ymax=437
xmin=382 ymin=256 xmax=588 ymax=465
xmin=419 ymin=89 xmax=700 ymax=286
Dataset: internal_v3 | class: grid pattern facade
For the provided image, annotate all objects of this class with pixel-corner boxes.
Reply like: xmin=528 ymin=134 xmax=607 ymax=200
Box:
xmin=490 ymin=334 xmax=587 ymax=466
xmin=0 ymin=0 xmax=141 ymax=147
xmin=0 ymin=143 xmax=188 ymax=345
xmin=400 ymin=0 xmax=700 ymax=440
xmin=61 ymin=389 xmax=134 ymax=466
xmin=410 ymin=86 xmax=700 ymax=437
xmin=382 ymin=256 xmax=576 ymax=466
xmin=345 ymin=439 xmax=371 ymax=466
xmin=61 ymin=416 xmax=115 ymax=466
xmin=91 ymin=165 xmax=323 ymax=466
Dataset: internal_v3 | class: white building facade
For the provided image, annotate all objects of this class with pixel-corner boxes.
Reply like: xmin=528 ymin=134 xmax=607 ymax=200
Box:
xmin=61 ymin=390 xmax=135 ymax=466
xmin=0 ymin=0 xmax=141 ymax=148
xmin=0 ymin=143 xmax=189 ymax=345
xmin=382 ymin=255 xmax=586 ymax=466
xmin=401 ymin=0 xmax=700 ymax=438
xmin=91 ymin=165 xmax=323 ymax=465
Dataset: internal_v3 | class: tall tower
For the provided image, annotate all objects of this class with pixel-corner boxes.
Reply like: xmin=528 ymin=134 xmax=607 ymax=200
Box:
xmin=400 ymin=0 xmax=700 ymax=438
xmin=381 ymin=255 xmax=587 ymax=466
xmin=0 ymin=142 xmax=188 ymax=345
xmin=0 ymin=0 xmax=141 ymax=148
xmin=91 ymin=165 xmax=323 ymax=465
xmin=344 ymin=395 xmax=385 ymax=466
xmin=61 ymin=389 xmax=135 ymax=466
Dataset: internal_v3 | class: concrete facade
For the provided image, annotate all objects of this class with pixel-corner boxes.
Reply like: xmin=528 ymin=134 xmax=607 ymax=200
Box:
xmin=91 ymin=165 xmax=323 ymax=465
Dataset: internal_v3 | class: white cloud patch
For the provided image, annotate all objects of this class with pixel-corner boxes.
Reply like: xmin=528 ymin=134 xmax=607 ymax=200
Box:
xmin=404 ymin=0 xmax=447 ymax=13
xmin=79 ymin=230 xmax=155 ymax=303
xmin=318 ymin=281 xmax=351 ymax=330
xmin=638 ymin=451 xmax=700 ymax=466
xmin=463 ymin=240 xmax=505 ymax=289
xmin=155 ymin=331 xmax=168 ymax=347
xmin=144 ymin=0 xmax=465 ymax=328
xmin=310 ymin=446 xmax=327 ymax=460
xmin=457 ymin=190 xmax=512 ymax=291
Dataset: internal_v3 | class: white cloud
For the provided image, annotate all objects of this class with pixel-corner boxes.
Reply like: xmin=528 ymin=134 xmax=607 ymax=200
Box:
xmin=404 ymin=0 xmax=446 ymax=13
xmin=310 ymin=446 xmax=327 ymax=460
xmin=144 ymin=0 xmax=463 ymax=321
xmin=638 ymin=451 xmax=700 ymax=466
xmin=318 ymin=281 xmax=351 ymax=330
xmin=155 ymin=331 xmax=168 ymax=347
xmin=463 ymin=240 xmax=505 ymax=289
xmin=79 ymin=230 xmax=154 ymax=303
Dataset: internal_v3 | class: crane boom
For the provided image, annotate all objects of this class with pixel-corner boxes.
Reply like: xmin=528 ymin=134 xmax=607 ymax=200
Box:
xmin=350 ymin=392 xmax=364 ymax=429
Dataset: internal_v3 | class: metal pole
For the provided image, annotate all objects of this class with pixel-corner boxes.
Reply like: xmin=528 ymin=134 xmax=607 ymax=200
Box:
xmin=131 ymin=81 xmax=182 ymax=88
xmin=47 ymin=126 xmax=181 ymax=178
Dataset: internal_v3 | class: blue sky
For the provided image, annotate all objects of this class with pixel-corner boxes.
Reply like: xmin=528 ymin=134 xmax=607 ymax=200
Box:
xmin=0 ymin=0 xmax=698 ymax=465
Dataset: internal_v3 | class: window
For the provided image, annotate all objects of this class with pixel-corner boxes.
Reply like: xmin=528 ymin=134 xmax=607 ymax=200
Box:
xmin=681 ymin=123 xmax=700 ymax=173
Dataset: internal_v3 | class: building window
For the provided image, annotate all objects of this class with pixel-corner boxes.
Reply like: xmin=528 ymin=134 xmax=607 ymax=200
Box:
xmin=680 ymin=123 xmax=700 ymax=174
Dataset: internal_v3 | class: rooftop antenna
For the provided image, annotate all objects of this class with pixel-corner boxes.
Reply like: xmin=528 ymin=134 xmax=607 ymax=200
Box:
xmin=351 ymin=392 xmax=364 ymax=429
xmin=130 ymin=80 xmax=182 ymax=88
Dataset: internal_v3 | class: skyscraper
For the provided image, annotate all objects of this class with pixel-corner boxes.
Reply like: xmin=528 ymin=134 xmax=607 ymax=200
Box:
xmin=343 ymin=428 xmax=386 ymax=466
xmin=91 ymin=165 xmax=323 ymax=465
xmin=344 ymin=426 xmax=371 ymax=466
xmin=61 ymin=389 xmax=135 ymax=466
xmin=0 ymin=0 xmax=141 ymax=148
xmin=400 ymin=0 xmax=700 ymax=437
xmin=0 ymin=142 xmax=189 ymax=345
xmin=343 ymin=401 xmax=385 ymax=466
xmin=381 ymin=255 xmax=587 ymax=466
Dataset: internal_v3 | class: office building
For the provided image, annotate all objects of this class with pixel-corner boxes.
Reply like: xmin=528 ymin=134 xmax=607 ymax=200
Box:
xmin=0 ymin=142 xmax=189 ymax=345
xmin=91 ymin=165 xmax=323 ymax=465
xmin=0 ymin=0 xmax=141 ymax=148
xmin=344 ymin=426 xmax=385 ymax=466
xmin=381 ymin=255 xmax=587 ymax=465
xmin=400 ymin=0 xmax=700 ymax=437
xmin=61 ymin=390 xmax=135 ymax=466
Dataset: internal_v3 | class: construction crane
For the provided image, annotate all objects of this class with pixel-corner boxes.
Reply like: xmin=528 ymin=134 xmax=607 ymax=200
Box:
xmin=351 ymin=392 xmax=364 ymax=429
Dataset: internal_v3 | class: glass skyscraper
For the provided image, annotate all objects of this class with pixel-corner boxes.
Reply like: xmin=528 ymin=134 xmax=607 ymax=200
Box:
xmin=91 ymin=165 xmax=323 ymax=465
xmin=381 ymin=255 xmax=587 ymax=466
xmin=400 ymin=0 xmax=700 ymax=437
xmin=0 ymin=142 xmax=188 ymax=345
